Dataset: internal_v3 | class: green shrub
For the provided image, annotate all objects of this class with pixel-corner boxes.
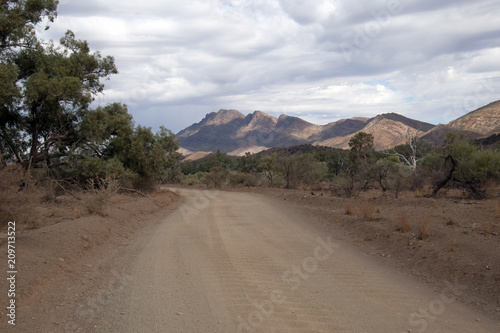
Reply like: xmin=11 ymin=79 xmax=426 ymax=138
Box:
xmin=203 ymin=167 xmax=229 ymax=188
xmin=229 ymin=172 xmax=259 ymax=187
xmin=428 ymin=133 xmax=500 ymax=198
xmin=181 ymin=172 xmax=206 ymax=186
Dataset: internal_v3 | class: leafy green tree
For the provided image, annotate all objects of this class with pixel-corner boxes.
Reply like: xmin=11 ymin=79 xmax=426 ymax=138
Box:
xmin=430 ymin=132 xmax=500 ymax=198
xmin=180 ymin=151 xmax=235 ymax=174
xmin=79 ymin=103 xmax=134 ymax=159
xmin=276 ymin=153 xmax=323 ymax=189
xmin=370 ymin=156 xmax=409 ymax=198
xmin=346 ymin=132 xmax=375 ymax=193
xmin=302 ymin=160 xmax=328 ymax=185
xmin=1 ymin=26 xmax=117 ymax=168
xmin=370 ymin=156 xmax=398 ymax=192
xmin=0 ymin=0 xmax=182 ymax=192
xmin=315 ymin=148 xmax=350 ymax=178
xmin=236 ymin=152 xmax=262 ymax=174
xmin=0 ymin=0 xmax=58 ymax=161
xmin=124 ymin=125 xmax=180 ymax=181
xmin=349 ymin=132 xmax=375 ymax=166
xmin=77 ymin=157 xmax=131 ymax=180
xmin=0 ymin=62 xmax=24 ymax=161
xmin=21 ymin=31 xmax=117 ymax=168
xmin=77 ymin=104 xmax=181 ymax=185
xmin=0 ymin=0 xmax=58 ymax=54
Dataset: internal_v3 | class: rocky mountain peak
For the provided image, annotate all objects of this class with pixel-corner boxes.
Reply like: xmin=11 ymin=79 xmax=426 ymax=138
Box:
xmin=204 ymin=109 xmax=245 ymax=126
xmin=243 ymin=111 xmax=277 ymax=129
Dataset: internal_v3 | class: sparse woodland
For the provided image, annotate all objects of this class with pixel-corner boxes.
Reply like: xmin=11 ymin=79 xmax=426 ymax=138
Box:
xmin=1 ymin=1 xmax=500 ymax=229
xmin=180 ymin=131 xmax=500 ymax=199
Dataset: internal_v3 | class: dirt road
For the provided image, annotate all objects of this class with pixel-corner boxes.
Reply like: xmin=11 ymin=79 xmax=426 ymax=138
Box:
xmin=8 ymin=188 xmax=496 ymax=332
xmin=65 ymin=188 xmax=494 ymax=333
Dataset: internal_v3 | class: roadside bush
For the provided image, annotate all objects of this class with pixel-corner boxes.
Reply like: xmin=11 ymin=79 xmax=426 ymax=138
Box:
xmin=259 ymin=171 xmax=285 ymax=188
xmin=77 ymin=156 xmax=133 ymax=181
xmin=181 ymin=172 xmax=205 ymax=186
xmin=387 ymin=165 xmax=410 ymax=199
xmin=203 ymin=167 xmax=229 ymax=188
xmin=454 ymin=148 xmax=500 ymax=198
xmin=229 ymin=172 xmax=259 ymax=187
xmin=131 ymin=176 xmax=157 ymax=193
xmin=259 ymin=153 xmax=280 ymax=187
xmin=302 ymin=161 xmax=329 ymax=186
xmin=428 ymin=133 xmax=500 ymax=199
xmin=334 ymin=172 xmax=355 ymax=197
xmin=276 ymin=154 xmax=308 ymax=189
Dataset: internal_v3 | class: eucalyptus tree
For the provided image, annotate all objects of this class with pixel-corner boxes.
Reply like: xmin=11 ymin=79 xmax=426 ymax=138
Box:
xmin=1 ymin=0 xmax=59 ymax=161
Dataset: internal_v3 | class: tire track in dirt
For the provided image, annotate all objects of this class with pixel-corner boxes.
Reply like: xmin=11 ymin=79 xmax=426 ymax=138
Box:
xmin=203 ymin=194 xmax=371 ymax=332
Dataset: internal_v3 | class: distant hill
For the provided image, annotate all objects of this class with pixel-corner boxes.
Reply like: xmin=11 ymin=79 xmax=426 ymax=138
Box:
xmin=421 ymin=100 xmax=500 ymax=145
xmin=176 ymin=100 xmax=500 ymax=157
xmin=449 ymin=100 xmax=500 ymax=135
xmin=315 ymin=113 xmax=434 ymax=150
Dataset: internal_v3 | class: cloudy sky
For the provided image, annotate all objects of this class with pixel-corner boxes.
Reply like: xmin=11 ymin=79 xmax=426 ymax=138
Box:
xmin=40 ymin=0 xmax=500 ymax=133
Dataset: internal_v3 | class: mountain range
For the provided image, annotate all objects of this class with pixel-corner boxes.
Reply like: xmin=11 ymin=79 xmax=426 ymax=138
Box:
xmin=177 ymin=100 xmax=500 ymax=157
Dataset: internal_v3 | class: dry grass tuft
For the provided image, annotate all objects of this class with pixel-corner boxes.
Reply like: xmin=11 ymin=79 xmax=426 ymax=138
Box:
xmin=415 ymin=185 xmax=433 ymax=198
xmin=82 ymin=177 xmax=121 ymax=215
xmin=495 ymin=199 xmax=500 ymax=219
xmin=482 ymin=226 xmax=491 ymax=235
xmin=446 ymin=218 xmax=457 ymax=226
xmin=418 ymin=219 xmax=431 ymax=241
xmin=396 ymin=212 xmax=411 ymax=233
xmin=448 ymin=227 xmax=459 ymax=252
xmin=0 ymin=166 xmax=43 ymax=228
xmin=359 ymin=202 xmax=377 ymax=221
xmin=344 ymin=201 xmax=355 ymax=216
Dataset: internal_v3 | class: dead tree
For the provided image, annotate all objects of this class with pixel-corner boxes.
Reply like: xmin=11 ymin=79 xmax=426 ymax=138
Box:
xmin=392 ymin=129 xmax=420 ymax=174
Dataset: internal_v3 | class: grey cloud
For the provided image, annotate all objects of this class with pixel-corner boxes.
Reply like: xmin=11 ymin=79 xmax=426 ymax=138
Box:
xmin=41 ymin=0 xmax=500 ymax=133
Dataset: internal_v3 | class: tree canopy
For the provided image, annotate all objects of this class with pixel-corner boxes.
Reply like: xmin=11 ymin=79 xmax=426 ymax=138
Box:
xmin=0 ymin=1 xmax=181 ymax=189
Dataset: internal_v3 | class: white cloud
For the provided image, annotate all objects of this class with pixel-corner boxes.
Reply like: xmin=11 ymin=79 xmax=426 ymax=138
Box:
xmin=38 ymin=0 xmax=500 ymax=132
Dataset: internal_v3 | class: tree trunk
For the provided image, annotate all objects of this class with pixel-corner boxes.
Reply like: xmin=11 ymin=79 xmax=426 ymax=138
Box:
xmin=432 ymin=155 xmax=456 ymax=197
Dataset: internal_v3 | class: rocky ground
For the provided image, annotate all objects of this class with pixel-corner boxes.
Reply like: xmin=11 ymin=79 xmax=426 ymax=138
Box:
xmin=233 ymin=185 xmax=500 ymax=321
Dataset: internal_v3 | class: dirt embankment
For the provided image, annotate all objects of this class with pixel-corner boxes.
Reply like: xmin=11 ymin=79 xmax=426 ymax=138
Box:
xmin=0 ymin=189 xmax=181 ymax=332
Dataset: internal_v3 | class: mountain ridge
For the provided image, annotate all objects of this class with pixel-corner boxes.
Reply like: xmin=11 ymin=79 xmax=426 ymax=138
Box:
xmin=176 ymin=100 xmax=500 ymax=156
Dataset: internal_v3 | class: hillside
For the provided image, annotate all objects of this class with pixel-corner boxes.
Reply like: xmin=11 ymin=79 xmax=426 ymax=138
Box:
xmin=316 ymin=113 xmax=435 ymax=150
xmin=448 ymin=100 xmax=500 ymax=135
xmin=421 ymin=100 xmax=500 ymax=145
